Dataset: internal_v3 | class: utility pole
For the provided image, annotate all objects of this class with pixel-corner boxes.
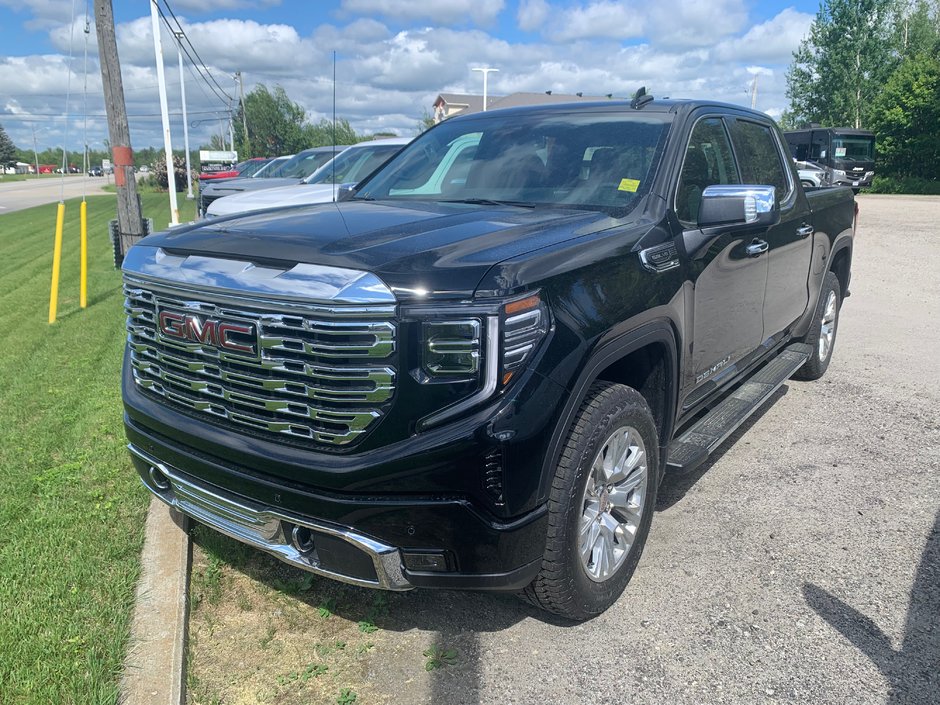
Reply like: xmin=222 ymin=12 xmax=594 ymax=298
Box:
xmin=30 ymin=125 xmax=40 ymax=178
xmin=93 ymin=0 xmax=144 ymax=252
xmin=749 ymin=74 xmax=759 ymax=110
xmin=150 ymin=0 xmax=179 ymax=225
xmin=174 ymin=31 xmax=194 ymax=200
xmin=472 ymin=67 xmax=499 ymax=111
xmin=236 ymin=71 xmax=250 ymax=155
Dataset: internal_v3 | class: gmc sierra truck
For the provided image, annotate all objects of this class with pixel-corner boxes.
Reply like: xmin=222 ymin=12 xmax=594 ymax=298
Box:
xmin=122 ymin=95 xmax=856 ymax=620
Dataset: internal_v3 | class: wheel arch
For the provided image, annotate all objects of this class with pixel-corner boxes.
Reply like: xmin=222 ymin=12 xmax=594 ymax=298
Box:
xmin=537 ymin=320 xmax=679 ymax=503
xmin=829 ymin=238 xmax=852 ymax=301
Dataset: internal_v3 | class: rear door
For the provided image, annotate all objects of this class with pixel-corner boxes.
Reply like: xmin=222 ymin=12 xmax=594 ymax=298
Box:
xmin=726 ymin=118 xmax=813 ymax=341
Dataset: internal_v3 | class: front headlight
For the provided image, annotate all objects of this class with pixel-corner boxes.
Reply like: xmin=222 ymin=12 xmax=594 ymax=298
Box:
xmin=414 ymin=292 xmax=550 ymax=429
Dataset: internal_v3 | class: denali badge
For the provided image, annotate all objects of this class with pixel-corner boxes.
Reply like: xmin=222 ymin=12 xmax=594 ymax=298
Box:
xmin=157 ymin=309 xmax=259 ymax=358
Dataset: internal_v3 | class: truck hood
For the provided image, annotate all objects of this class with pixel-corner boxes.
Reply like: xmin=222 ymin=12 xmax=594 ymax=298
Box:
xmin=206 ymin=183 xmax=337 ymax=217
xmin=140 ymin=199 xmax=617 ymax=300
xmin=201 ymin=177 xmax=303 ymax=201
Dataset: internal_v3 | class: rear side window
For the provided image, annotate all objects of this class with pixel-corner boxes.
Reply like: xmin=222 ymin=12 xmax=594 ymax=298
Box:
xmin=728 ymin=119 xmax=790 ymax=201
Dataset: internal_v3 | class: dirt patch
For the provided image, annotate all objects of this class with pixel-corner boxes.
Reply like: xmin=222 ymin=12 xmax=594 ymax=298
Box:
xmin=187 ymin=526 xmax=401 ymax=705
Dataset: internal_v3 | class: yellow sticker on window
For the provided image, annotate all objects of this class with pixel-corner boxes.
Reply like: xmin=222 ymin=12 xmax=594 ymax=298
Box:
xmin=618 ymin=178 xmax=640 ymax=192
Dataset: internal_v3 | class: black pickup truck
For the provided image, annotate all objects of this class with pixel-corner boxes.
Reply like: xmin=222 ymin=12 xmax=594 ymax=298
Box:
xmin=122 ymin=95 xmax=856 ymax=619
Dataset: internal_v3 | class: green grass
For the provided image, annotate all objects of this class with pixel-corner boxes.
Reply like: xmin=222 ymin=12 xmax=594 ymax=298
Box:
xmin=0 ymin=193 xmax=196 ymax=704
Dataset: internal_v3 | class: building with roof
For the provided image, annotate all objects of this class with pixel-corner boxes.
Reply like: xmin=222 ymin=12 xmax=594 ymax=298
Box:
xmin=432 ymin=91 xmax=615 ymax=123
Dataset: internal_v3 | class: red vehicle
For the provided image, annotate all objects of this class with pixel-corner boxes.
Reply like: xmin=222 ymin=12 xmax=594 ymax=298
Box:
xmin=38 ymin=164 xmax=56 ymax=174
xmin=198 ymin=158 xmax=267 ymax=182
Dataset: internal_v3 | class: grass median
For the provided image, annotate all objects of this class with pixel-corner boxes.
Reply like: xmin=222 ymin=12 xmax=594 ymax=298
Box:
xmin=0 ymin=193 xmax=195 ymax=704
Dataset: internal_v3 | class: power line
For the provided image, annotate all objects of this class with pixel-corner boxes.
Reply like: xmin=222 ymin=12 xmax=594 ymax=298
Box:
xmin=156 ymin=0 xmax=233 ymax=105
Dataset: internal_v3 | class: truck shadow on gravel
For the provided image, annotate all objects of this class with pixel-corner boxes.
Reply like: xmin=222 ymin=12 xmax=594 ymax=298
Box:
xmin=802 ymin=507 xmax=940 ymax=704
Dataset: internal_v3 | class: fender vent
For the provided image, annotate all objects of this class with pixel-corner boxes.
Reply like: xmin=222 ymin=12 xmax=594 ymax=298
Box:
xmin=483 ymin=448 xmax=505 ymax=506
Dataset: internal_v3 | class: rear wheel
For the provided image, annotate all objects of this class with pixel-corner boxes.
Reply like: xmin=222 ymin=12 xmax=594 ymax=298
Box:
xmin=794 ymin=271 xmax=841 ymax=380
xmin=521 ymin=381 xmax=659 ymax=620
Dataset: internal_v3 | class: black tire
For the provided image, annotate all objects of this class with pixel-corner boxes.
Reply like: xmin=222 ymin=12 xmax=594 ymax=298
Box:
xmin=801 ymin=180 xmax=815 ymax=189
xmin=521 ymin=381 xmax=660 ymax=621
xmin=794 ymin=270 xmax=841 ymax=381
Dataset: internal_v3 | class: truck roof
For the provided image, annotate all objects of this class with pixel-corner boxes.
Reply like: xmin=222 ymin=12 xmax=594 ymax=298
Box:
xmin=445 ymin=98 xmax=773 ymax=122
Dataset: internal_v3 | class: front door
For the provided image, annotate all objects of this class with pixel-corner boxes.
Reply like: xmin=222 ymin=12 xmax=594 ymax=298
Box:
xmin=676 ymin=116 xmax=768 ymax=401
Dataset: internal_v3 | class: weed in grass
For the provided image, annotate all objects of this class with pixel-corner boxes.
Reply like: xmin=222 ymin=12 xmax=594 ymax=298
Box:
xmin=357 ymin=620 xmax=379 ymax=634
xmin=317 ymin=597 xmax=337 ymax=618
xmin=356 ymin=642 xmax=375 ymax=655
xmin=336 ymin=688 xmax=358 ymax=704
xmin=424 ymin=646 xmax=459 ymax=671
xmin=235 ymin=589 xmax=252 ymax=612
xmin=259 ymin=624 xmax=277 ymax=650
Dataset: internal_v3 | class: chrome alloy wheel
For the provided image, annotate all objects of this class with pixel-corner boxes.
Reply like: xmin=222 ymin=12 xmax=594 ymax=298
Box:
xmin=579 ymin=425 xmax=649 ymax=583
xmin=818 ymin=290 xmax=838 ymax=362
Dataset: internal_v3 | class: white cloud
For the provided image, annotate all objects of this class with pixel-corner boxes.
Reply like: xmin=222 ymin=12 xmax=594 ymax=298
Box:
xmin=517 ymin=0 xmax=549 ymax=32
xmin=341 ymin=0 xmax=505 ymax=25
xmin=0 ymin=4 xmax=811 ymax=151
xmin=547 ymin=1 xmax=644 ymax=42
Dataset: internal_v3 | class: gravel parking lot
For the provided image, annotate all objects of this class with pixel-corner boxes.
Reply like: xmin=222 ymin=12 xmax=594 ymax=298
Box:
xmin=188 ymin=194 xmax=939 ymax=705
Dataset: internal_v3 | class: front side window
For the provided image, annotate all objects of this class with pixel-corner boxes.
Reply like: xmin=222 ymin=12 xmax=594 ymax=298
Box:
xmin=676 ymin=117 xmax=740 ymax=223
xmin=728 ymin=119 xmax=790 ymax=202
xmin=356 ymin=112 xmax=670 ymax=215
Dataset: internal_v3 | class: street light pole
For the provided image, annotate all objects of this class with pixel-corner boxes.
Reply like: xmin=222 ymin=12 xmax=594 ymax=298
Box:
xmin=174 ymin=31 xmax=194 ymax=200
xmin=150 ymin=0 xmax=179 ymax=225
xmin=472 ymin=67 xmax=499 ymax=111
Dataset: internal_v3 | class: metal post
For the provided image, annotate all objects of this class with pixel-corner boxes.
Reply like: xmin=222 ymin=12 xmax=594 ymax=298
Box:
xmin=31 ymin=125 xmax=40 ymax=178
xmin=236 ymin=71 xmax=250 ymax=155
xmin=472 ymin=67 xmax=499 ymax=111
xmin=174 ymin=31 xmax=193 ymax=200
xmin=150 ymin=0 xmax=179 ymax=225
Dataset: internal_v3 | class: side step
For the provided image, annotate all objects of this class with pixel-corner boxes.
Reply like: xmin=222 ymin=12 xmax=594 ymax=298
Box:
xmin=666 ymin=343 xmax=811 ymax=473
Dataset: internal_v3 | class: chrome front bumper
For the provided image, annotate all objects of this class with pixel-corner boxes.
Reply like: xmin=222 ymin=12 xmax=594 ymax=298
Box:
xmin=128 ymin=444 xmax=412 ymax=591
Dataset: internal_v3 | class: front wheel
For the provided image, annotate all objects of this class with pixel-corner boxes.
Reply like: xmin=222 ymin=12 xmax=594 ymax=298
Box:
xmin=794 ymin=271 xmax=841 ymax=380
xmin=521 ymin=381 xmax=659 ymax=620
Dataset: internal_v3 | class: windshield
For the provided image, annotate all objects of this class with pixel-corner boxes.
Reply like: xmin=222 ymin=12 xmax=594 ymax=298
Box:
xmin=832 ymin=136 xmax=874 ymax=163
xmin=305 ymin=144 xmax=404 ymax=185
xmin=356 ymin=112 xmax=670 ymax=213
xmin=238 ymin=159 xmax=271 ymax=178
xmin=274 ymin=150 xmax=338 ymax=179
xmin=252 ymin=157 xmax=288 ymax=178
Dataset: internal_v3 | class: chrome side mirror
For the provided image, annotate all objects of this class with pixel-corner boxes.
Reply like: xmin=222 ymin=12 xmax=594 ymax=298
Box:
xmin=697 ymin=185 xmax=778 ymax=228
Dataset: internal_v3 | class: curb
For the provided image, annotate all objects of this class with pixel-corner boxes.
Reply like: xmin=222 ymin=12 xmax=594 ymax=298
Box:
xmin=121 ymin=499 xmax=192 ymax=704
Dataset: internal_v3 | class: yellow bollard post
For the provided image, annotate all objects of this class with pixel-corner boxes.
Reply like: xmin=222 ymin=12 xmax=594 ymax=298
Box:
xmin=80 ymin=200 xmax=87 ymax=308
xmin=48 ymin=202 xmax=66 ymax=324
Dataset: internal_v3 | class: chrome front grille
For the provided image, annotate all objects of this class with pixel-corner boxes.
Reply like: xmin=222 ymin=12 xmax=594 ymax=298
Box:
xmin=124 ymin=280 xmax=397 ymax=447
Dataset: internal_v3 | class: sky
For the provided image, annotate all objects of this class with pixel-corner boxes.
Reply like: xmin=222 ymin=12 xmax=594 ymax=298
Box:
xmin=0 ymin=0 xmax=822 ymax=156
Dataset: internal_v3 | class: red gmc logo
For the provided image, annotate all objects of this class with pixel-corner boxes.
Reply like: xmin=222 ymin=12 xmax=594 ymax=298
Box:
xmin=157 ymin=309 xmax=258 ymax=357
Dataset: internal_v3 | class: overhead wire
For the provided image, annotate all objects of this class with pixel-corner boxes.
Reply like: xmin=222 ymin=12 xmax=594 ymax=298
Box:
xmin=155 ymin=0 xmax=233 ymax=106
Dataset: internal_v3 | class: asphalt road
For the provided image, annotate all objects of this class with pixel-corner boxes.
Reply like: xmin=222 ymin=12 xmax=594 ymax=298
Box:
xmin=0 ymin=175 xmax=113 ymax=213
xmin=354 ymin=194 xmax=940 ymax=705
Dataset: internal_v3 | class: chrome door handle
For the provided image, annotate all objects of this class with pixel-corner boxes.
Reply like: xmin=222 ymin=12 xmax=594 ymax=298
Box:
xmin=745 ymin=239 xmax=769 ymax=257
xmin=797 ymin=224 xmax=815 ymax=238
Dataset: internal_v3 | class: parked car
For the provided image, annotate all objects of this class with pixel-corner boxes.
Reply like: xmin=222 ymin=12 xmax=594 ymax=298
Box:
xmin=88 ymin=166 xmax=104 ymax=177
xmin=796 ymin=160 xmax=828 ymax=189
xmin=198 ymin=146 xmax=349 ymax=216
xmin=121 ymin=96 xmax=856 ymax=620
xmin=205 ymin=138 xmax=410 ymax=217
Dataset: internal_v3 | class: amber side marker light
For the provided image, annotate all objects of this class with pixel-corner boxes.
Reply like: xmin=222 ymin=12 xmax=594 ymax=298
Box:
xmin=504 ymin=293 xmax=541 ymax=315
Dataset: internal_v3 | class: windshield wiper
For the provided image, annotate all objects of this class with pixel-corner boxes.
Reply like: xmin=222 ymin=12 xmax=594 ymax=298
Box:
xmin=439 ymin=198 xmax=537 ymax=208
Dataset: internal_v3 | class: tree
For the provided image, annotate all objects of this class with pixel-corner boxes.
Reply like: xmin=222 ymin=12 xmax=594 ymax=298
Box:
xmin=303 ymin=118 xmax=361 ymax=147
xmin=786 ymin=0 xmax=897 ymax=129
xmin=0 ymin=123 xmax=15 ymax=167
xmin=415 ymin=109 xmax=437 ymax=136
xmin=233 ymin=84 xmax=310 ymax=158
xmin=868 ymin=52 xmax=940 ymax=178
